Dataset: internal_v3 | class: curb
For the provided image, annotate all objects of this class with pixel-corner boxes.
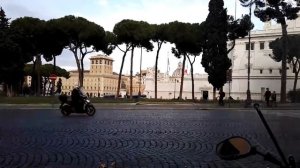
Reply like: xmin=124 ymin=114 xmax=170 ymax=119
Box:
xmin=0 ymin=103 xmax=300 ymax=111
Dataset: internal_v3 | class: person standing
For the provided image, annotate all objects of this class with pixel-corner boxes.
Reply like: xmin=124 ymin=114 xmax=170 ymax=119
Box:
xmin=55 ymin=78 xmax=62 ymax=94
xmin=264 ymin=88 xmax=271 ymax=107
xmin=219 ymin=90 xmax=225 ymax=106
xmin=271 ymin=91 xmax=277 ymax=107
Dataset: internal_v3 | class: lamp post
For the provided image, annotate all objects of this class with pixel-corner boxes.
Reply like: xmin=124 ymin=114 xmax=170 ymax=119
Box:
xmin=245 ymin=2 xmax=253 ymax=107
xmin=97 ymin=78 xmax=100 ymax=97
xmin=138 ymin=47 xmax=142 ymax=97
xmin=173 ymin=79 xmax=177 ymax=99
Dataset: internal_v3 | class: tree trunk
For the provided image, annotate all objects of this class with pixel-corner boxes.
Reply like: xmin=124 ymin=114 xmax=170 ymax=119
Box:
xmin=116 ymin=45 xmax=130 ymax=98
xmin=139 ymin=47 xmax=142 ymax=97
xmin=179 ymin=54 xmax=186 ymax=99
xmin=155 ymin=42 xmax=163 ymax=99
xmin=31 ymin=59 xmax=37 ymax=95
xmin=187 ymin=55 xmax=196 ymax=101
xmin=53 ymin=56 xmax=56 ymax=72
xmin=292 ymin=60 xmax=300 ymax=102
xmin=292 ymin=72 xmax=298 ymax=103
xmin=117 ymin=53 xmax=127 ymax=98
xmin=36 ymin=54 xmax=42 ymax=96
xmin=43 ymin=77 xmax=47 ymax=96
xmin=51 ymin=57 xmax=56 ymax=95
xmin=277 ymin=6 xmax=288 ymax=103
xmin=80 ymin=58 xmax=85 ymax=87
xmin=78 ymin=46 xmax=92 ymax=88
xmin=130 ymin=46 xmax=135 ymax=99
xmin=69 ymin=45 xmax=82 ymax=87
xmin=6 ymin=84 xmax=11 ymax=97
xmin=5 ymin=83 xmax=17 ymax=97
xmin=213 ymin=87 xmax=216 ymax=100
xmin=47 ymin=78 xmax=52 ymax=96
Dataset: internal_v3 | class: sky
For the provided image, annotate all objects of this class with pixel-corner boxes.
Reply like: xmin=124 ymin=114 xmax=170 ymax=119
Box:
xmin=1 ymin=0 xmax=264 ymax=75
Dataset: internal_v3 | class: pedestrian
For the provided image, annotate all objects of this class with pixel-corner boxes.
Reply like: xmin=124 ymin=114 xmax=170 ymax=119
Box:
xmin=271 ymin=91 xmax=277 ymax=107
xmin=219 ymin=90 xmax=225 ymax=106
xmin=264 ymin=88 xmax=271 ymax=107
xmin=55 ymin=78 xmax=62 ymax=94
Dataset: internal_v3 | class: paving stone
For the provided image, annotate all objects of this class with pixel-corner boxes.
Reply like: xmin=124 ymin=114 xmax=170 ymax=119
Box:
xmin=0 ymin=108 xmax=299 ymax=168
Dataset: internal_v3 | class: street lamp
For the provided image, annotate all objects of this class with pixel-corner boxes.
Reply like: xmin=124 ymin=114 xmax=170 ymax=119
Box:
xmin=245 ymin=2 xmax=255 ymax=107
xmin=138 ymin=47 xmax=142 ymax=97
xmin=173 ymin=79 xmax=177 ymax=99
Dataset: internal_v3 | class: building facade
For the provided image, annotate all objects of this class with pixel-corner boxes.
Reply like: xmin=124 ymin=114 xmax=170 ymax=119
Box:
xmin=143 ymin=18 xmax=300 ymax=101
xmin=143 ymin=62 xmax=214 ymax=100
xmin=224 ymin=18 xmax=300 ymax=101
xmin=61 ymin=55 xmax=144 ymax=98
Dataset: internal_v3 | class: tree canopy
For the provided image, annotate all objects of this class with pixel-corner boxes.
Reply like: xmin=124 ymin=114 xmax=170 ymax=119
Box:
xmin=10 ymin=17 xmax=46 ymax=63
xmin=0 ymin=8 xmax=25 ymax=96
xmin=53 ymin=15 xmax=111 ymax=87
xmin=151 ymin=23 xmax=170 ymax=99
xmin=167 ymin=21 xmax=203 ymax=99
xmin=270 ymin=35 xmax=300 ymax=102
xmin=202 ymin=0 xmax=231 ymax=90
xmin=24 ymin=64 xmax=70 ymax=79
xmin=240 ymin=0 xmax=300 ymax=103
xmin=113 ymin=19 xmax=153 ymax=98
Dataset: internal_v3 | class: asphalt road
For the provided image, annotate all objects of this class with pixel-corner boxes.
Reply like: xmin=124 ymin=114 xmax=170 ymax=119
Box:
xmin=0 ymin=106 xmax=299 ymax=168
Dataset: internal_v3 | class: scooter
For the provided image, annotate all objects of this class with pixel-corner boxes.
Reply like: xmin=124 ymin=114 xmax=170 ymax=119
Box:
xmin=58 ymin=94 xmax=96 ymax=117
xmin=216 ymin=103 xmax=296 ymax=168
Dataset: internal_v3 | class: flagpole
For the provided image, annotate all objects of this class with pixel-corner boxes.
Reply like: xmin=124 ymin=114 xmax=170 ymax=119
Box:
xmin=167 ymin=52 xmax=170 ymax=76
xmin=235 ymin=0 xmax=237 ymax=20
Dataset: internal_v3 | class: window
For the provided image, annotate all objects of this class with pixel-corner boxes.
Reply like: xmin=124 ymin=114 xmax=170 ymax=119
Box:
xmin=246 ymin=42 xmax=255 ymax=50
xmin=100 ymin=60 xmax=102 ymax=64
xmin=269 ymin=69 xmax=272 ymax=74
xmin=279 ymin=69 xmax=282 ymax=74
xmin=246 ymin=43 xmax=250 ymax=50
xmin=260 ymin=69 xmax=263 ymax=74
xmin=260 ymin=42 xmax=265 ymax=50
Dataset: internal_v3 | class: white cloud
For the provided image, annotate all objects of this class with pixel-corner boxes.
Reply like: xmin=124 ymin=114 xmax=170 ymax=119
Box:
xmin=97 ymin=0 xmax=109 ymax=6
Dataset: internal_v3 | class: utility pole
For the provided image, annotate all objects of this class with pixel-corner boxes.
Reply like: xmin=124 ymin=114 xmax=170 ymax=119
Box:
xmin=138 ymin=47 xmax=142 ymax=97
xmin=245 ymin=2 xmax=252 ymax=107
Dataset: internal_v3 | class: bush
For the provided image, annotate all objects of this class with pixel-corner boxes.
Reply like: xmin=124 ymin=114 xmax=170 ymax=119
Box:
xmin=287 ymin=89 xmax=300 ymax=102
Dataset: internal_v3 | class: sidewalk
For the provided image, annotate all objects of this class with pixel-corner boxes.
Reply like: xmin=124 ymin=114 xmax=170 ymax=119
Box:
xmin=1 ymin=102 xmax=300 ymax=110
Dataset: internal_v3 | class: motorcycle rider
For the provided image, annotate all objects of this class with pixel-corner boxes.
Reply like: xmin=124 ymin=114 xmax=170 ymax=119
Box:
xmin=71 ymin=86 xmax=84 ymax=112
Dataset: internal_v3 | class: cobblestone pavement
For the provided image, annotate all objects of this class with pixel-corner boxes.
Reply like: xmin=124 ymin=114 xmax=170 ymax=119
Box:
xmin=0 ymin=107 xmax=299 ymax=168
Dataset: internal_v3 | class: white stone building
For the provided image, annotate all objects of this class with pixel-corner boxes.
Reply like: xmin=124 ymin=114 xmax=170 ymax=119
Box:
xmin=224 ymin=18 xmax=300 ymax=101
xmin=143 ymin=62 xmax=214 ymax=100
xmin=143 ymin=18 xmax=300 ymax=101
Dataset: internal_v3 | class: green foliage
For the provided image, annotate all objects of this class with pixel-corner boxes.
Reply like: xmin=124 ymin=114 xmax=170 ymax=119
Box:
xmin=113 ymin=19 xmax=154 ymax=50
xmin=0 ymin=8 xmax=24 ymax=86
xmin=113 ymin=19 xmax=154 ymax=98
xmin=0 ymin=7 xmax=9 ymax=29
xmin=227 ymin=14 xmax=254 ymax=41
xmin=270 ymin=35 xmax=300 ymax=102
xmin=240 ymin=0 xmax=300 ymax=23
xmin=41 ymin=19 xmax=69 ymax=61
xmin=55 ymin=15 xmax=108 ymax=51
xmin=202 ymin=0 xmax=232 ymax=89
xmin=10 ymin=17 xmax=46 ymax=63
xmin=240 ymin=0 xmax=300 ymax=103
xmin=104 ymin=31 xmax=117 ymax=55
xmin=168 ymin=21 xmax=203 ymax=57
xmin=151 ymin=24 xmax=169 ymax=43
xmin=270 ymin=35 xmax=300 ymax=62
xmin=52 ymin=15 xmax=110 ymax=86
xmin=24 ymin=64 xmax=70 ymax=79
